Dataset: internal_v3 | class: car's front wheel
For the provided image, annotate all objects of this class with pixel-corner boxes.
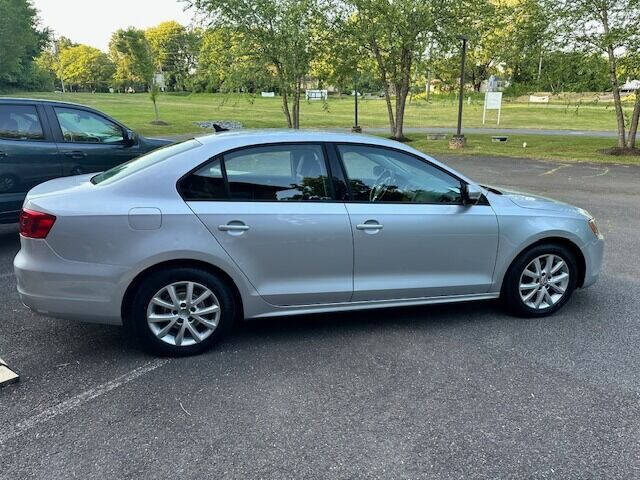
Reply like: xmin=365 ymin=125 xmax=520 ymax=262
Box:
xmin=503 ymin=243 xmax=578 ymax=317
xmin=130 ymin=268 xmax=235 ymax=356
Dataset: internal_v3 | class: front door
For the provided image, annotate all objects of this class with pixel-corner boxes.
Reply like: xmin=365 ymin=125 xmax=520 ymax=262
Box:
xmin=336 ymin=144 xmax=499 ymax=301
xmin=48 ymin=105 xmax=140 ymax=175
xmin=181 ymin=143 xmax=353 ymax=306
xmin=0 ymin=104 xmax=62 ymax=219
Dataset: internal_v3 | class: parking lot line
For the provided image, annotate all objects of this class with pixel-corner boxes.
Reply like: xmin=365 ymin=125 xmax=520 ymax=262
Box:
xmin=0 ymin=357 xmax=19 ymax=388
xmin=0 ymin=359 xmax=168 ymax=445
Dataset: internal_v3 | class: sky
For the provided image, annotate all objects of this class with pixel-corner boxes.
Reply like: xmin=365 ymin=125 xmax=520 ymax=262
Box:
xmin=32 ymin=0 xmax=197 ymax=51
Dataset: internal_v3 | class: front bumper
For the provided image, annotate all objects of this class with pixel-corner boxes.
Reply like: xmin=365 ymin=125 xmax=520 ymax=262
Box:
xmin=14 ymin=237 xmax=126 ymax=325
xmin=581 ymin=234 xmax=604 ymax=288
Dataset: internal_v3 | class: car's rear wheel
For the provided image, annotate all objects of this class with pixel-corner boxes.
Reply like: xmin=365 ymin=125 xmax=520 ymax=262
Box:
xmin=130 ymin=268 xmax=235 ymax=356
xmin=502 ymin=243 xmax=578 ymax=317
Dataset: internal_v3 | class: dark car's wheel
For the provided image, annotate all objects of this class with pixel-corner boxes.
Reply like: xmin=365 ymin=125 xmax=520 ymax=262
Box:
xmin=130 ymin=268 xmax=235 ymax=356
xmin=502 ymin=243 xmax=578 ymax=317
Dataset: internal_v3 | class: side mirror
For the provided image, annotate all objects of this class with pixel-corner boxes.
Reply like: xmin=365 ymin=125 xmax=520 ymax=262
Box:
xmin=123 ymin=129 xmax=137 ymax=146
xmin=462 ymin=183 xmax=484 ymax=205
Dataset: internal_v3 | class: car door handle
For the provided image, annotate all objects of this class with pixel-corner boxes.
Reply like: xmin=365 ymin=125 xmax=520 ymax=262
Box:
xmin=0 ymin=151 xmax=6 ymax=158
xmin=356 ymin=223 xmax=383 ymax=230
xmin=63 ymin=151 xmax=87 ymax=158
xmin=218 ymin=224 xmax=250 ymax=232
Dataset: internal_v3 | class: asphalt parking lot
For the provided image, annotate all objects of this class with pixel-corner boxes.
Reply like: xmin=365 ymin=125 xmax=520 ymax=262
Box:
xmin=1 ymin=154 xmax=639 ymax=479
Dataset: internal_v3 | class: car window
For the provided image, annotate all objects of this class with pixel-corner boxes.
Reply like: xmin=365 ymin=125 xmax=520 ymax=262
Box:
xmin=91 ymin=139 xmax=200 ymax=185
xmin=0 ymin=105 xmax=45 ymax=141
xmin=338 ymin=145 xmax=462 ymax=204
xmin=54 ymin=107 xmax=124 ymax=144
xmin=179 ymin=159 xmax=227 ymax=200
xmin=181 ymin=144 xmax=332 ymax=202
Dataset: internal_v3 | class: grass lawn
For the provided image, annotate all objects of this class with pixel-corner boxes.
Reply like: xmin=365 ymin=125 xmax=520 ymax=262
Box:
xmin=408 ymin=134 xmax=640 ymax=165
xmin=5 ymin=91 xmax=639 ymax=164
xmin=6 ymin=91 xmax=632 ymax=135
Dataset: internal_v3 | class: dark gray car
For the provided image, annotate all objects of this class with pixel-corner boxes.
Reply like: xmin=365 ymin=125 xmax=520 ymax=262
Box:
xmin=0 ymin=97 xmax=171 ymax=222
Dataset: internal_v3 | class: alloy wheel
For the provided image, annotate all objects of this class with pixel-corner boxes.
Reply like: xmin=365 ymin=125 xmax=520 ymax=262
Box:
xmin=518 ymin=254 xmax=570 ymax=310
xmin=146 ymin=281 xmax=220 ymax=346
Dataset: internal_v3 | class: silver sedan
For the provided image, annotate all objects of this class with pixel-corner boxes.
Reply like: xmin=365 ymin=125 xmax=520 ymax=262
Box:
xmin=14 ymin=131 xmax=604 ymax=355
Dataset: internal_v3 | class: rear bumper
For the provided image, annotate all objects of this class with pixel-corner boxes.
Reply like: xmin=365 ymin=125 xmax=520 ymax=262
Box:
xmin=581 ymin=234 xmax=604 ymax=289
xmin=14 ymin=237 xmax=126 ymax=325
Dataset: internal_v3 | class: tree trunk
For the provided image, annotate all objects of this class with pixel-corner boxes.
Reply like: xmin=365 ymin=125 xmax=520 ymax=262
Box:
xmin=627 ymin=89 xmax=640 ymax=149
xmin=392 ymin=53 xmax=412 ymax=141
xmin=153 ymin=100 xmax=160 ymax=122
xmin=370 ymin=38 xmax=395 ymax=135
xmin=294 ymin=78 xmax=301 ymax=129
xmin=394 ymin=89 xmax=407 ymax=140
xmin=602 ymin=9 xmax=626 ymax=148
xmin=281 ymin=90 xmax=293 ymax=129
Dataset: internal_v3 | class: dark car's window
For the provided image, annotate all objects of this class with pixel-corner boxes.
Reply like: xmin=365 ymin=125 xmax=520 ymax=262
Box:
xmin=181 ymin=144 xmax=332 ymax=202
xmin=0 ymin=105 xmax=45 ymax=141
xmin=91 ymin=139 xmax=200 ymax=185
xmin=54 ymin=107 xmax=124 ymax=144
xmin=337 ymin=145 xmax=462 ymax=204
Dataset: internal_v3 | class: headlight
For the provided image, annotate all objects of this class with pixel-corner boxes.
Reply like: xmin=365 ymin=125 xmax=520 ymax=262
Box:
xmin=588 ymin=218 xmax=600 ymax=237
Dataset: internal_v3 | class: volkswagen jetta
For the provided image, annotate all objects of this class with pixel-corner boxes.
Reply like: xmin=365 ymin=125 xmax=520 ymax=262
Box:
xmin=14 ymin=131 xmax=604 ymax=355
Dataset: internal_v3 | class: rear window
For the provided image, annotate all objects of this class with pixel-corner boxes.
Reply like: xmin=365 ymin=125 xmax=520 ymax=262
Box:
xmin=0 ymin=105 xmax=45 ymax=141
xmin=91 ymin=139 xmax=201 ymax=185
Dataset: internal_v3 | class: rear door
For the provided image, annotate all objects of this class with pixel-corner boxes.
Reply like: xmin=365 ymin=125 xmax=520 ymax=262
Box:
xmin=335 ymin=143 xmax=499 ymax=301
xmin=0 ymin=103 xmax=62 ymax=219
xmin=180 ymin=143 xmax=354 ymax=306
xmin=46 ymin=105 xmax=141 ymax=175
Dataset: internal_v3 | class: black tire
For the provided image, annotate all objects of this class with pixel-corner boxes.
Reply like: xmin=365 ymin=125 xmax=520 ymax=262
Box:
xmin=502 ymin=243 xmax=578 ymax=318
xmin=130 ymin=267 xmax=235 ymax=356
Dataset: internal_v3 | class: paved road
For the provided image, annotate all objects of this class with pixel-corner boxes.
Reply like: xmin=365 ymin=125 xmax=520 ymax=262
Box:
xmin=1 ymin=156 xmax=639 ymax=479
xmin=362 ymin=126 xmax=619 ymax=138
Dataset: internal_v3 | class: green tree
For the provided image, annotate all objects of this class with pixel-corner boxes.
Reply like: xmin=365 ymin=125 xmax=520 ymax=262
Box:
xmin=553 ymin=0 xmax=640 ymax=149
xmin=344 ymin=0 xmax=444 ymax=140
xmin=311 ymin=16 xmax=380 ymax=95
xmin=145 ymin=21 xmax=200 ymax=91
xmin=192 ymin=28 xmax=275 ymax=93
xmin=0 ymin=0 xmax=49 ymax=90
xmin=109 ymin=27 xmax=154 ymax=91
xmin=185 ymin=0 xmax=324 ymax=129
xmin=57 ymin=45 xmax=115 ymax=92
xmin=34 ymin=36 xmax=78 ymax=92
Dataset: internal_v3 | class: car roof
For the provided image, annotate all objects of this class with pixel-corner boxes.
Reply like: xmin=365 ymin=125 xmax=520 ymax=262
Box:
xmin=197 ymin=129 xmax=414 ymax=151
xmin=0 ymin=97 xmax=97 ymax=109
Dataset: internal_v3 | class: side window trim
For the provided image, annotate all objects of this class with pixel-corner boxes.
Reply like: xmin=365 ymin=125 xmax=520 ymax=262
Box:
xmin=326 ymin=142 xmax=352 ymax=201
xmin=35 ymin=104 xmax=55 ymax=142
xmin=334 ymin=142 xmax=465 ymax=205
xmin=179 ymin=142 xmax=338 ymax=203
xmin=0 ymin=103 xmax=47 ymax=142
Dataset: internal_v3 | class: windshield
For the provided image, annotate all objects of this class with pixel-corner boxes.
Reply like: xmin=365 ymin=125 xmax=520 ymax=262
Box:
xmin=91 ymin=139 xmax=201 ymax=185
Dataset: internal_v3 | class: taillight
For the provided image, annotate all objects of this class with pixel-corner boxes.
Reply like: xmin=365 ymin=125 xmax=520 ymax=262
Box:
xmin=19 ymin=208 xmax=56 ymax=239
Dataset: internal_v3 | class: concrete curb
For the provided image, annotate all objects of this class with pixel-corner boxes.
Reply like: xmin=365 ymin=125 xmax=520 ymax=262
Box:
xmin=0 ymin=357 xmax=19 ymax=387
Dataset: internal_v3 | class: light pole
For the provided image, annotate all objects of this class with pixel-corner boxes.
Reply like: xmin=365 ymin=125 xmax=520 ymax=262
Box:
xmin=352 ymin=74 xmax=361 ymax=133
xmin=450 ymin=35 xmax=468 ymax=149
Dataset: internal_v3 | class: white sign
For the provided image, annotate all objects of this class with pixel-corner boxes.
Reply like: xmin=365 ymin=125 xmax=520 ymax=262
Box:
xmin=305 ymin=89 xmax=328 ymax=101
xmin=483 ymin=92 xmax=503 ymax=125
xmin=529 ymin=95 xmax=549 ymax=103
xmin=261 ymin=91 xmax=275 ymax=97
xmin=153 ymin=73 xmax=166 ymax=91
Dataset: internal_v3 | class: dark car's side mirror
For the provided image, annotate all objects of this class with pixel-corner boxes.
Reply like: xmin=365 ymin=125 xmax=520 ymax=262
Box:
xmin=123 ymin=129 xmax=137 ymax=147
xmin=461 ymin=183 xmax=484 ymax=205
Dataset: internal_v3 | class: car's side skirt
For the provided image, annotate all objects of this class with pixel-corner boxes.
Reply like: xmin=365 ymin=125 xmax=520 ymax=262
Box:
xmin=247 ymin=292 xmax=501 ymax=319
